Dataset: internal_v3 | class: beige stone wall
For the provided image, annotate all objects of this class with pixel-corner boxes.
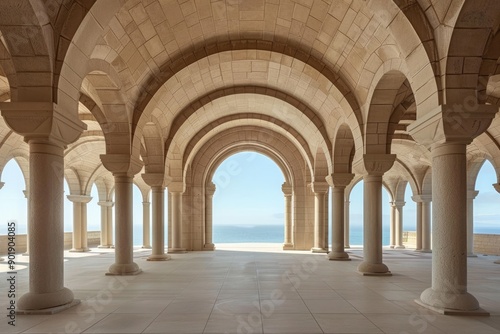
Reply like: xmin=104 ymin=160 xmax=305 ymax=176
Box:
xmin=473 ymin=234 xmax=500 ymax=256
xmin=0 ymin=231 xmax=101 ymax=254
xmin=403 ymin=231 xmax=417 ymax=248
xmin=403 ymin=232 xmax=500 ymax=256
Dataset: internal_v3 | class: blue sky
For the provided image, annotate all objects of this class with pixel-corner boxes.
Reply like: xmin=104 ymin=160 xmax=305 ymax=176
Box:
xmin=1 ymin=153 xmax=499 ymax=237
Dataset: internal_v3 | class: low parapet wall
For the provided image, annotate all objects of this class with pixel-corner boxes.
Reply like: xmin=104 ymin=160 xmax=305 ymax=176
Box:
xmin=403 ymin=231 xmax=500 ymax=255
xmin=0 ymin=231 xmax=101 ymax=254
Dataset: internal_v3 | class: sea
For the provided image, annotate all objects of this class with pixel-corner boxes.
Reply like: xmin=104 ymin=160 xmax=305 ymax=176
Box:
xmin=130 ymin=224 xmax=500 ymax=246
xmin=130 ymin=224 xmax=380 ymax=246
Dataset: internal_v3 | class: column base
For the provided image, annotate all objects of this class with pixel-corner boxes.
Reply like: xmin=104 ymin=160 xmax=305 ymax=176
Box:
xmin=69 ymin=248 xmax=90 ymax=252
xmin=344 ymin=245 xmax=350 ymax=249
xmin=141 ymin=246 xmax=152 ymax=249
xmin=311 ymin=247 xmax=328 ymax=253
xmin=328 ymin=251 xmax=351 ymax=261
xmin=203 ymin=243 xmax=216 ymax=251
xmin=357 ymin=261 xmax=391 ymax=276
xmin=494 ymin=260 xmax=500 ymax=264
xmin=169 ymin=248 xmax=187 ymax=254
xmin=389 ymin=245 xmax=395 ymax=249
xmin=394 ymin=245 xmax=405 ymax=249
xmin=418 ymin=287 xmax=485 ymax=314
xmin=98 ymin=245 xmax=112 ymax=249
xmin=283 ymin=243 xmax=294 ymax=250
xmin=17 ymin=299 xmax=81 ymax=315
xmin=418 ymin=249 xmax=432 ymax=253
xmin=105 ymin=262 xmax=142 ymax=276
xmin=467 ymin=253 xmax=477 ymax=258
xmin=17 ymin=287 xmax=76 ymax=313
xmin=147 ymin=254 xmax=171 ymax=261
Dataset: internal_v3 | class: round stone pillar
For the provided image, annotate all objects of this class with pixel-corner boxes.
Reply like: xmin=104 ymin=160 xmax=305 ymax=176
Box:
xmin=389 ymin=202 xmax=396 ymax=248
xmin=97 ymin=201 xmax=113 ymax=248
xmin=1 ymin=102 xmax=87 ymax=313
xmin=67 ymin=195 xmax=92 ymax=252
xmin=466 ymin=190 xmax=479 ymax=257
xmin=142 ymin=201 xmax=152 ymax=249
xmin=394 ymin=201 xmax=405 ymax=249
xmin=421 ymin=199 xmax=432 ymax=252
xmin=19 ymin=141 xmax=78 ymax=312
xmin=169 ymin=182 xmax=186 ymax=253
xmin=282 ymin=182 xmax=294 ymax=250
xmin=310 ymin=182 xmax=329 ymax=253
xmin=418 ymin=143 xmax=481 ymax=312
xmin=147 ymin=186 xmax=170 ymax=261
xmin=326 ymin=173 xmax=354 ymax=260
xmin=344 ymin=200 xmax=350 ymax=248
xmin=106 ymin=173 xmax=141 ymax=275
xmin=23 ymin=189 xmax=30 ymax=255
xmin=413 ymin=198 xmax=423 ymax=251
xmin=204 ymin=182 xmax=216 ymax=250
xmin=357 ymin=154 xmax=395 ymax=276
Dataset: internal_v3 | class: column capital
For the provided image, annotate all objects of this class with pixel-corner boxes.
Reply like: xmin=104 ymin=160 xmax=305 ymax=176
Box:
xmin=467 ymin=190 xmax=479 ymax=199
xmin=408 ymin=104 xmax=497 ymax=148
xmin=67 ymin=195 xmax=92 ymax=204
xmin=326 ymin=173 xmax=355 ymax=188
xmin=282 ymin=182 xmax=293 ymax=196
xmin=310 ymin=181 xmax=329 ymax=194
xmin=142 ymin=201 xmax=150 ymax=205
xmin=100 ymin=154 xmax=143 ymax=177
xmin=393 ymin=201 xmax=405 ymax=208
xmin=355 ymin=154 xmax=396 ymax=176
xmin=97 ymin=201 xmax=114 ymax=207
xmin=206 ymin=182 xmax=216 ymax=196
xmin=412 ymin=195 xmax=432 ymax=203
xmin=142 ymin=173 xmax=164 ymax=187
xmin=0 ymin=102 xmax=86 ymax=147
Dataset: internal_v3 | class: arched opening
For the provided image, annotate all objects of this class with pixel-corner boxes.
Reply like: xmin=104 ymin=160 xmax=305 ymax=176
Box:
xmin=348 ymin=180 xmax=391 ymax=246
xmin=474 ymin=160 xmax=500 ymax=234
xmin=0 ymin=159 xmax=28 ymax=240
xmin=212 ymin=152 xmax=285 ymax=244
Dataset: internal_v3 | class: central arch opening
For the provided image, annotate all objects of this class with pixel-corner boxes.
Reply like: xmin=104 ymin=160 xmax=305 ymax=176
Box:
xmin=212 ymin=151 xmax=285 ymax=244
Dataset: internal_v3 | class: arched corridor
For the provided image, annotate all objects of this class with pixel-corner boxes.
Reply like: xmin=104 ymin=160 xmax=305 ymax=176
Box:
xmin=0 ymin=0 xmax=500 ymax=328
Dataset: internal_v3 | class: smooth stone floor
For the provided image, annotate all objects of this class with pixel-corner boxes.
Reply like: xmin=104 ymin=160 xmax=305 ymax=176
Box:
xmin=1 ymin=243 xmax=500 ymax=333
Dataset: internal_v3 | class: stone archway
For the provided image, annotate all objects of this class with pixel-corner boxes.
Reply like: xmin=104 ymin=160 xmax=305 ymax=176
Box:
xmin=182 ymin=126 xmax=314 ymax=251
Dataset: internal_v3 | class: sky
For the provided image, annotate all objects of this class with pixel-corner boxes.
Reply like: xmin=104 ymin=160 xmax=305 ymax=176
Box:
xmin=0 ymin=152 xmax=499 ymax=237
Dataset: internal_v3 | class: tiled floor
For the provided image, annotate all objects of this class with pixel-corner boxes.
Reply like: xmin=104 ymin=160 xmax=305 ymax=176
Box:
xmin=1 ymin=244 xmax=500 ymax=333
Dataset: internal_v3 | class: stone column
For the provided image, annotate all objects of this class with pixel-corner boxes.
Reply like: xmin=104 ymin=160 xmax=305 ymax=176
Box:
xmin=101 ymin=154 xmax=143 ymax=275
xmin=204 ymin=182 xmax=216 ymax=250
xmin=310 ymin=182 xmax=329 ymax=253
xmin=148 ymin=186 xmax=170 ymax=261
xmin=142 ymin=201 xmax=151 ymax=249
xmin=394 ymin=201 xmax=405 ymax=249
xmin=282 ymin=182 xmax=294 ymax=250
xmin=357 ymin=154 xmax=395 ymax=275
xmin=389 ymin=202 xmax=396 ymax=248
xmin=408 ymin=104 xmax=496 ymax=314
xmin=1 ymin=102 xmax=86 ymax=313
xmin=23 ymin=189 xmax=30 ymax=255
xmin=326 ymin=173 xmax=354 ymax=260
xmin=97 ymin=201 xmax=113 ymax=248
xmin=421 ymin=198 xmax=432 ymax=252
xmin=169 ymin=182 xmax=186 ymax=253
xmin=106 ymin=202 xmax=114 ymax=247
xmin=467 ymin=190 xmax=479 ymax=257
xmin=67 ymin=195 xmax=92 ymax=252
xmin=344 ymin=200 xmax=350 ymax=248
xmin=413 ymin=198 xmax=423 ymax=251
